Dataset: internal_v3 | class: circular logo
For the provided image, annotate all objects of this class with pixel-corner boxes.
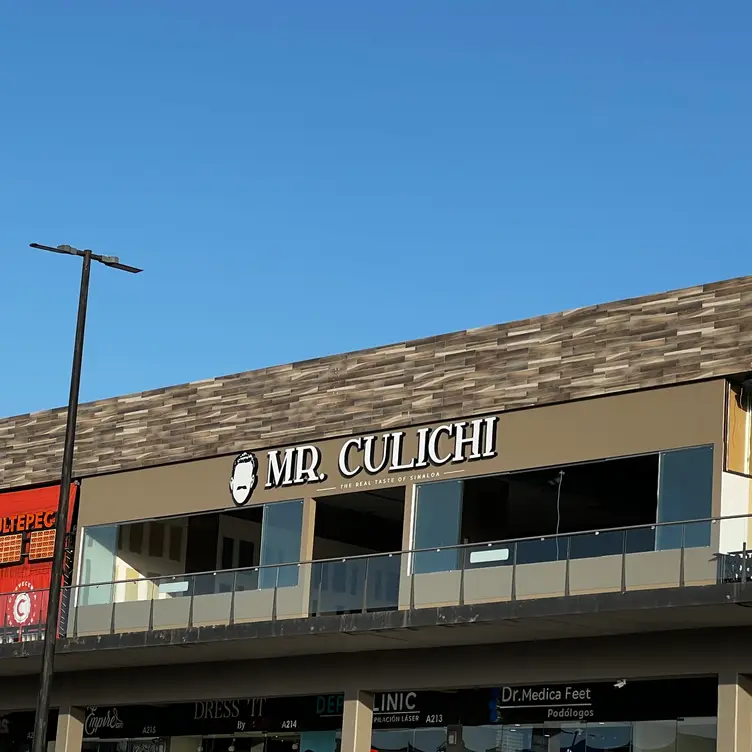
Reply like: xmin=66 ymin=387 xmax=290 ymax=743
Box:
xmin=12 ymin=592 xmax=31 ymax=625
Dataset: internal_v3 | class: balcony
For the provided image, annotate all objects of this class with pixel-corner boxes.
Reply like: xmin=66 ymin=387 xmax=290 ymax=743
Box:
xmin=4 ymin=514 xmax=752 ymax=643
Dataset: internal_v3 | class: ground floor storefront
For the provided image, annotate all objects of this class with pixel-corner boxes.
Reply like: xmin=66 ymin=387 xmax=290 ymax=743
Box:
xmin=0 ymin=678 xmax=721 ymax=752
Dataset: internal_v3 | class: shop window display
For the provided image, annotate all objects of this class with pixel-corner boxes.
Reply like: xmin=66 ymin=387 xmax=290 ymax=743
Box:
xmin=371 ymin=728 xmax=447 ymax=752
xmin=461 ymin=718 xmax=717 ymax=752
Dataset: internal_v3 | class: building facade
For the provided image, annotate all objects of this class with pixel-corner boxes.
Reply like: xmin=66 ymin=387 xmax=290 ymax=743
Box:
xmin=1 ymin=276 xmax=752 ymax=752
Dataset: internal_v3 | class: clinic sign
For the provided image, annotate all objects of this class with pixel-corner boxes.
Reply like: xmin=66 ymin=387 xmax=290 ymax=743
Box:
xmin=315 ymin=691 xmax=453 ymax=728
xmin=485 ymin=679 xmax=719 ymax=725
xmin=230 ymin=416 xmax=499 ymax=507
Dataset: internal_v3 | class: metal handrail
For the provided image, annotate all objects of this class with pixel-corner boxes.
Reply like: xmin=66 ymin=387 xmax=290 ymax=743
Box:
xmin=1 ymin=514 xmax=752 ymax=641
xmin=64 ymin=511 xmax=745 ymax=592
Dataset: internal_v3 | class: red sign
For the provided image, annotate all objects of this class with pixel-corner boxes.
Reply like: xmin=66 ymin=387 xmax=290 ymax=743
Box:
xmin=0 ymin=484 xmax=76 ymax=635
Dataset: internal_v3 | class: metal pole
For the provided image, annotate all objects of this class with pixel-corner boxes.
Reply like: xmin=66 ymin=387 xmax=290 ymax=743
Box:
xmin=31 ymin=251 xmax=92 ymax=752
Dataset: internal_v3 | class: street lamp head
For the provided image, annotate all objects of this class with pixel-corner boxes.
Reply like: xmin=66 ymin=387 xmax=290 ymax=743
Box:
xmin=30 ymin=242 xmax=82 ymax=257
xmin=30 ymin=242 xmax=142 ymax=273
xmin=101 ymin=257 xmax=143 ymax=274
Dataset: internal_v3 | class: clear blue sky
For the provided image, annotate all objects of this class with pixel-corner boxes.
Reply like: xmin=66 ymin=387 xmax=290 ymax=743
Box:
xmin=1 ymin=2 xmax=750 ymax=418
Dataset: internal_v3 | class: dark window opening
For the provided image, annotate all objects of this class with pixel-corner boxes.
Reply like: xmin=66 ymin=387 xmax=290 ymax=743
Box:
xmin=168 ymin=526 xmax=183 ymax=562
xmin=414 ymin=447 xmax=714 ymax=573
xmin=460 ymin=453 xmax=659 ymax=546
xmin=311 ymin=488 xmax=405 ymax=616
xmin=148 ymin=522 xmax=165 ymax=558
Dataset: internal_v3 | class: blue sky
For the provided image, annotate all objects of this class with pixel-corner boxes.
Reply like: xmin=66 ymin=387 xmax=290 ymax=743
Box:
xmin=1 ymin=2 xmax=750 ymax=418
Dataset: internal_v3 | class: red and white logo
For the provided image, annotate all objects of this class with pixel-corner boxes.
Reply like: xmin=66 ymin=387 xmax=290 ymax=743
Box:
xmin=7 ymin=581 xmax=37 ymax=627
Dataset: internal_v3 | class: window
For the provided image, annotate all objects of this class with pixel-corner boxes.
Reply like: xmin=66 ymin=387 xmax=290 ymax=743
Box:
xmin=238 ymin=539 xmax=255 ymax=568
xmin=412 ymin=480 xmax=463 ymax=574
xmin=585 ymin=723 xmax=631 ymax=750
xmin=259 ymin=500 xmax=304 ymax=588
xmin=657 ymin=446 xmax=714 ymax=549
xmin=633 ymin=720 xmax=676 ymax=751
xmin=411 ymin=447 xmax=715 ymax=571
xmin=371 ymin=730 xmax=413 ymax=752
xmin=168 ymin=526 xmax=183 ymax=562
xmin=148 ymin=522 xmax=165 ymax=558
xmin=221 ymin=536 xmax=235 ymax=570
xmin=129 ymin=523 xmax=144 ymax=554
xmin=79 ymin=525 xmax=118 ymax=605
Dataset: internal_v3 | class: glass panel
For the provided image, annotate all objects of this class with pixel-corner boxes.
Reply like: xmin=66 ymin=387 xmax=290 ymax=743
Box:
xmin=569 ymin=529 xmax=625 ymax=559
xmin=492 ymin=727 xmax=536 ymax=750
xmin=682 ymin=520 xmax=712 ymax=550
xmin=125 ymin=578 xmax=140 ymax=601
xmin=413 ymin=480 xmax=463 ymax=574
xmin=586 ymin=722 xmax=632 ymax=750
xmin=259 ymin=500 xmax=304 ymax=589
xmin=516 ymin=536 xmax=562 ymax=564
xmin=677 ymin=717 xmax=716 ymax=752
xmin=235 ymin=567 xmax=259 ymax=591
xmin=633 ymin=720 xmax=677 ymax=752
xmin=555 ymin=725 xmax=587 ymax=750
xmin=371 ymin=730 xmax=411 ymax=752
xmin=656 ymin=446 xmax=714 ymax=550
xmin=625 ymin=526 xmax=656 ymax=553
xmin=411 ymin=728 xmax=446 ymax=752
xmin=365 ymin=553 xmax=401 ymax=611
xmin=464 ymin=542 xmax=514 ymax=570
xmin=462 ymin=725 xmax=506 ymax=752
xmin=79 ymin=526 xmax=118 ymax=605
xmin=153 ymin=573 xmax=193 ymax=598
xmin=79 ymin=582 xmax=116 ymax=608
xmin=311 ymin=558 xmax=367 ymax=614
xmin=193 ymin=571 xmax=235 ymax=595
xmin=299 ymin=731 xmax=337 ymax=752
xmin=311 ymin=553 xmax=401 ymax=615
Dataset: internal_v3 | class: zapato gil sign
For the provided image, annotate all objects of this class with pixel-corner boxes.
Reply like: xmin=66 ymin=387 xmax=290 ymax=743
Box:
xmin=229 ymin=416 xmax=498 ymax=506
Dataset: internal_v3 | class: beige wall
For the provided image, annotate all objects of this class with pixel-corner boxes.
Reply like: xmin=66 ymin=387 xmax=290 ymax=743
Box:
xmin=77 ymin=381 xmax=726 ymax=529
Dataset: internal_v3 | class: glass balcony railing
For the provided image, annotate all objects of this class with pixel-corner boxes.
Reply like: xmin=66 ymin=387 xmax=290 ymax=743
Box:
xmin=3 ymin=514 xmax=752 ymax=643
xmin=310 ymin=553 xmax=402 ymax=616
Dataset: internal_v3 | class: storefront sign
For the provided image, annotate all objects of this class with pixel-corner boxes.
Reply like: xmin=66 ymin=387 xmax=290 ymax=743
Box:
xmin=0 ymin=484 xmax=76 ymax=639
xmin=84 ymin=707 xmax=126 ymax=736
xmin=84 ymin=698 xmax=313 ymax=738
xmin=79 ymin=692 xmax=458 ymax=738
xmin=0 ymin=679 xmax=715 ymax=745
xmin=482 ymin=678 xmax=717 ymax=725
xmin=0 ymin=711 xmax=57 ymax=743
xmin=230 ymin=417 xmax=499 ymax=507
xmin=314 ymin=692 xmax=455 ymax=728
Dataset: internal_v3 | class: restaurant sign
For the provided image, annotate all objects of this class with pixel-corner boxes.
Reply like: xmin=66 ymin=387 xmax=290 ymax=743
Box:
xmin=230 ymin=416 xmax=499 ymax=506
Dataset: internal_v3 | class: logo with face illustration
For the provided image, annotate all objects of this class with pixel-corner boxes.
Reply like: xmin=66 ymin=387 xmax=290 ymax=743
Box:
xmin=229 ymin=451 xmax=259 ymax=506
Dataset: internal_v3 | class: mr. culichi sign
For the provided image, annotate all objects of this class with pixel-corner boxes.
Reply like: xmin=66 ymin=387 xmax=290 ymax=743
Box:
xmin=229 ymin=416 xmax=499 ymax=507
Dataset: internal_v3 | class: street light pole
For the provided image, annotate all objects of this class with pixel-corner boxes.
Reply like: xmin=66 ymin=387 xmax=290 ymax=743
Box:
xmin=28 ymin=243 xmax=141 ymax=752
